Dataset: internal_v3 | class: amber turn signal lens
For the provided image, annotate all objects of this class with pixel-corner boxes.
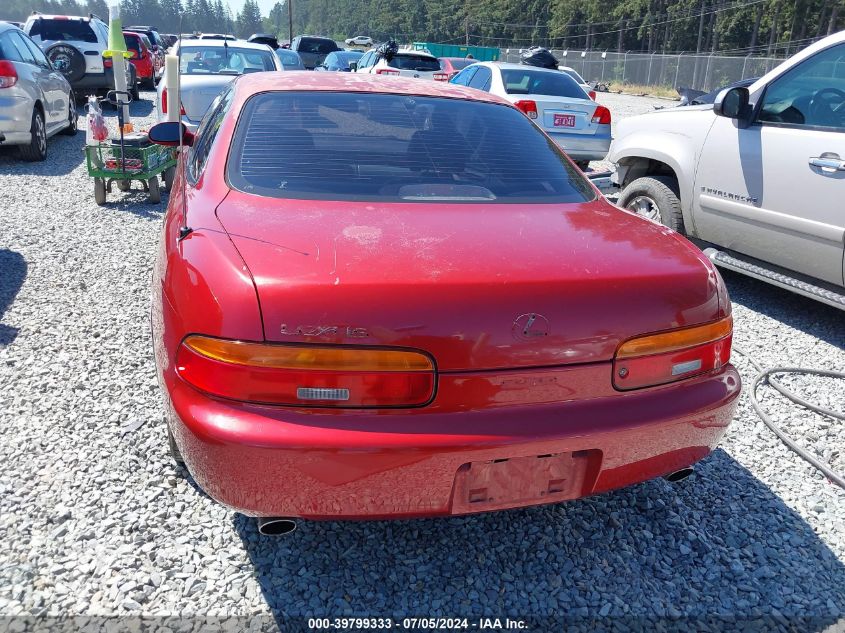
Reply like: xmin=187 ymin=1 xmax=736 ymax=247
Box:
xmin=176 ymin=336 xmax=435 ymax=407
xmin=183 ymin=336 xmax=434 ymax=372
xmin=616 ymin=316 xmax=733 ymax=360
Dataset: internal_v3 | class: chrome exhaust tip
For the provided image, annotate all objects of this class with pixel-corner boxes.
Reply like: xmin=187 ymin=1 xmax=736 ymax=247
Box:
xmin=664 ymin=467 xmax=695 ymax=483
xmin=257 ymin=517 xmax=297 ymax=536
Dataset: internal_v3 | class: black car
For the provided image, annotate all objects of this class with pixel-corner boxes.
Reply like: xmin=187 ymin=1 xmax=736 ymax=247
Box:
xmin=248 ymin=33 xmax=279 ymax=49
xmin=291 ymin=35 xmax=339 ymax=69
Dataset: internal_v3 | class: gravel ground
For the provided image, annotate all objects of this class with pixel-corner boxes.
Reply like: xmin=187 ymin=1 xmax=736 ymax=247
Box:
xmin=0 ymin=90 xmax=843 ymax=631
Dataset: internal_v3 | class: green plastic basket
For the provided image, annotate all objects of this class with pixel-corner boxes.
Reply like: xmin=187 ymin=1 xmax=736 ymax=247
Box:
xmin=85 ymin=142 xmax=175 ymax=180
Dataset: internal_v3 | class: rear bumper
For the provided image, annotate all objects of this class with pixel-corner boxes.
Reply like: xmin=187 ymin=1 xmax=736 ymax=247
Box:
xmin=548 ymin=126 xmax=612 ymax=161
xmin=166 ymin=364 xmax=741 ymax=519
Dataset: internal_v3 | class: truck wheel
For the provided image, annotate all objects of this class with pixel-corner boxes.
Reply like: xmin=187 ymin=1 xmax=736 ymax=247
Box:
xmin=618 ymin=176 xmax=685 ymax=234
xmin=19 ymin=110 xmax=47 ymax=162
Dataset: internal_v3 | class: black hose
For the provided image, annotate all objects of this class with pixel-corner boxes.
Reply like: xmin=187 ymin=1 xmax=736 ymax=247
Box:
xmin=733 ymin=347 xmax=845 ymax=490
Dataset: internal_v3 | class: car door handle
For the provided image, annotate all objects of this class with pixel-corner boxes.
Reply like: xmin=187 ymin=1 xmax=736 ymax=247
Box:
xmin=809 ymin=155 xmax=845 ymax=172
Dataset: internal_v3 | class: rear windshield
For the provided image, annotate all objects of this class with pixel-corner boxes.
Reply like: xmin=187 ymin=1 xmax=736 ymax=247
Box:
xmin=502 ymin=69 xmax=587 ymax=98
xmin=228 ymin=92 xmax=594 ymax=204
xmin=28 ymin=19 xmax=97 ymax=43
xmin=388 ymin=54 xmax=441 ymax=71
xmin=275 ymin=48 xmax=302 ymax=67
xmin=331 ymin=51 xmax=362 ymax=65
xmin=297 ymin=37 xmax=338 ymax=54
xmin=561 ymin=68 xmax=586 ymax=84
xmin=124 ymin=34 xmax=141 ymax=53
xmin=180 ymin=45 xmax=276 ymax=74
xmin=444 ymin=58 xmax=473 ymax=70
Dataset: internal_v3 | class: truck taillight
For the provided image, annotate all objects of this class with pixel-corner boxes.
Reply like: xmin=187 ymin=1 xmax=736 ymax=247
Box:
xmin=613 ymin=316 xmax=733 ymax=390
xmin=376 ymin=68 xmax=399 ymax=75
xmin=0 ymin=61 xmax=18 ymax=88
xmin=103 ymin=56 xmax=112 ymax=69
xmin=514 ymin=100 xmax=538 ymax=119
xmin=161 ymin=88 xmax=185 ymax=115
xmin=176 ymin=336 xmax=436 ymax=408
xmin=591 ymin=105 xmax=611 ymax=125
xmin=433 ymin=72 xmax=449 ymax=82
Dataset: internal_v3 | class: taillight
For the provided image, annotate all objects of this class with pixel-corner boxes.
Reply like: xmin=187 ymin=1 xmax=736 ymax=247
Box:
xmin=160 ymin=88 xmax=185 ymax=115
xmin=433 ymin=72 xmax=449 ymax=82
xmin=588 ymin=90 xmax=597 ymax=100
xmin=613 ymin=316 xmax=733 ymax=390
xmin=591 ymin=105 xmax=611 ymax=125
xmin=514 ymin=100 xmax=538 ymax=119
xmin=375 ymin=68 xmax=399 ymax=75
xmin=103 ymin=56 xmax=112 ymax=69
xmin=176 ymin=335 xmax=436 ymax=408
xmin=0 ymin=61 xmax=18 ymax=88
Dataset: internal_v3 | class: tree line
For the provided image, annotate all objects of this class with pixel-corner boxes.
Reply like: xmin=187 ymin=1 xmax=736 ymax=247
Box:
xmin=4 ymin=0 xmax=842 ymax=57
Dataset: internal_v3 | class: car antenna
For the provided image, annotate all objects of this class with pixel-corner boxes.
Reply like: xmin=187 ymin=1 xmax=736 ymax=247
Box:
xmin=176 ymin=18 xmax=192 ymax=241
xmin=223 ymin=38 xmax=229 ymax=67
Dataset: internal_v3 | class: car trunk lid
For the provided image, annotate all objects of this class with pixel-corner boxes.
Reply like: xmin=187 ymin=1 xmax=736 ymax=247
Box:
xmin=507 ymin=94 xmax=601 ymax=136
xmin=215 ymin=194 xmax=720 ymax=372
xmin=179 ymin=74 xmax=236 ymax=122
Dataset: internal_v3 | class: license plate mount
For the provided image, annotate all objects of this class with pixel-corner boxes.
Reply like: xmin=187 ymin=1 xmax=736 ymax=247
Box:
xmin=451 ymin=450 xmax=599 ymax=513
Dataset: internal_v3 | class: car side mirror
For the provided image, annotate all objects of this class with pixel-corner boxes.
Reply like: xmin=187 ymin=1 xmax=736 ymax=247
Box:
xmin=714 ymin=86 xmax=752 ymax=126
xmin=349 ymin=61 xmax=357 ymax=71
xmin=148 ymin=121 xmax=194 ymax=147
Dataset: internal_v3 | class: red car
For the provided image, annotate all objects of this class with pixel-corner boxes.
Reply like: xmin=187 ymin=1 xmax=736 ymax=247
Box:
xmin=149 ymin=73 xmax=740 ymax=535
xmin=439 ymin=56 xmax=477 ymax=79
xmin=124 ymin=31 xmax=160 ymax=89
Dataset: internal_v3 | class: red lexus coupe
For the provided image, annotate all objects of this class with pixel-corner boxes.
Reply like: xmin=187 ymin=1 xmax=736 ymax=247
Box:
xmin=149 ymin=73 xmax=740 ymax=534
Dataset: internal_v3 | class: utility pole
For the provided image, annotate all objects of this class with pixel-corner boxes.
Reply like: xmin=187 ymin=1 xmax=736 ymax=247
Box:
xmin=465 ymin=15 xmax=469 ymax=46
xmin=287 ymin=0 xmax=293 ymax=44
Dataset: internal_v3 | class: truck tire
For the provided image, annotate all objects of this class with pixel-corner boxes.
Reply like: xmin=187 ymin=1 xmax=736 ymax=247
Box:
xmin=618 ymin=176 xmax=685 ymax=234
xmin=45 ymin=42 xmax=86 ymax=83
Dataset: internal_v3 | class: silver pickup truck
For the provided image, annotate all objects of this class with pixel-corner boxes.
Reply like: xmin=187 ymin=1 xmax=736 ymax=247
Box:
xmin=608 ymin=30 xmax=845 ymax=310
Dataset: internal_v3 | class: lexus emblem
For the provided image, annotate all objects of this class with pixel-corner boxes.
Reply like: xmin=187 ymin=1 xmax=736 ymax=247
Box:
xmin=512 ymin=313 xmax=550 ymax=340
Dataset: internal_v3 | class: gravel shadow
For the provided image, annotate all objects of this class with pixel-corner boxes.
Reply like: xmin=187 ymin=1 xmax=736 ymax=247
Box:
xmin=0 ymin=249 xmax=27 ymax=346
xmin=720 ymin=270 xmax=844 ymax=350
xmin=233 ymin=449 xmax=844 ymax=629
xmin=0 ymin=131 xmax=85 ymax=176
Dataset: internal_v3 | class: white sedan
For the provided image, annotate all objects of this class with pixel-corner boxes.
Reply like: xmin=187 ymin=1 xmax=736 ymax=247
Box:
xmin=450 ymin=62 xmax=611 ymax=167
xmin=344 ymin=35 xmax=373 ymax=47
xmin=156 ymin=39 xmax=280 ymax=131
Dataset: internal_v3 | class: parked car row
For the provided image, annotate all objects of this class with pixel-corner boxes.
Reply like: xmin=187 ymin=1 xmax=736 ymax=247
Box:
xmin=0 ymin=20 xmax=76 ymax=160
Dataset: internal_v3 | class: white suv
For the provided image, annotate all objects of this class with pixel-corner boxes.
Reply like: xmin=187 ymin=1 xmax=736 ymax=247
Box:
xmin=354 ymin=48 xmax=446 ymax=81
xmin=24 ymin=13 xmax=136 ymax=99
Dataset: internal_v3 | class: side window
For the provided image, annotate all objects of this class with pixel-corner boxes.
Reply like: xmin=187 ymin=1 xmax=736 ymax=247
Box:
xmin=758 ymin=43 xmax=845 ymax=131
xmin=188 ymin=88 xmax=233 ymax=182
xmin=451 ymin=66 xmax=478 ymax=87
xmin=95 ymin=21 xmax=109 ymax=44
xmin=0 ymin=32 xmax=24 ymax=62
xmin=359 ymin=51 xmax=373 ymax=68
xmin=468 ymin=66 xmax=491 ymax=91
xmin=9 ymin=32 xmax=37 ymax=65
xmin=21 ymin=34 xmax=50 ymax=68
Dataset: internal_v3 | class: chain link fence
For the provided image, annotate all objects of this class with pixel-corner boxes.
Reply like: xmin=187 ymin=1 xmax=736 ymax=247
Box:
xmin=500 ymin=49 xmax=785 ymax=92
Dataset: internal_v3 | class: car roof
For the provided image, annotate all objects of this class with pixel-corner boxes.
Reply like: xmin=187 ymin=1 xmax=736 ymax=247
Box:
xmin=177 ymin=39 xmax=272 ymax=52
xmin=233 ymin=72 xmax=511 ymax=106
xmin=490 ymin=62 xmax=562 ymax=73
xmin=26 ymin=14 xmax=99 ymax=22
